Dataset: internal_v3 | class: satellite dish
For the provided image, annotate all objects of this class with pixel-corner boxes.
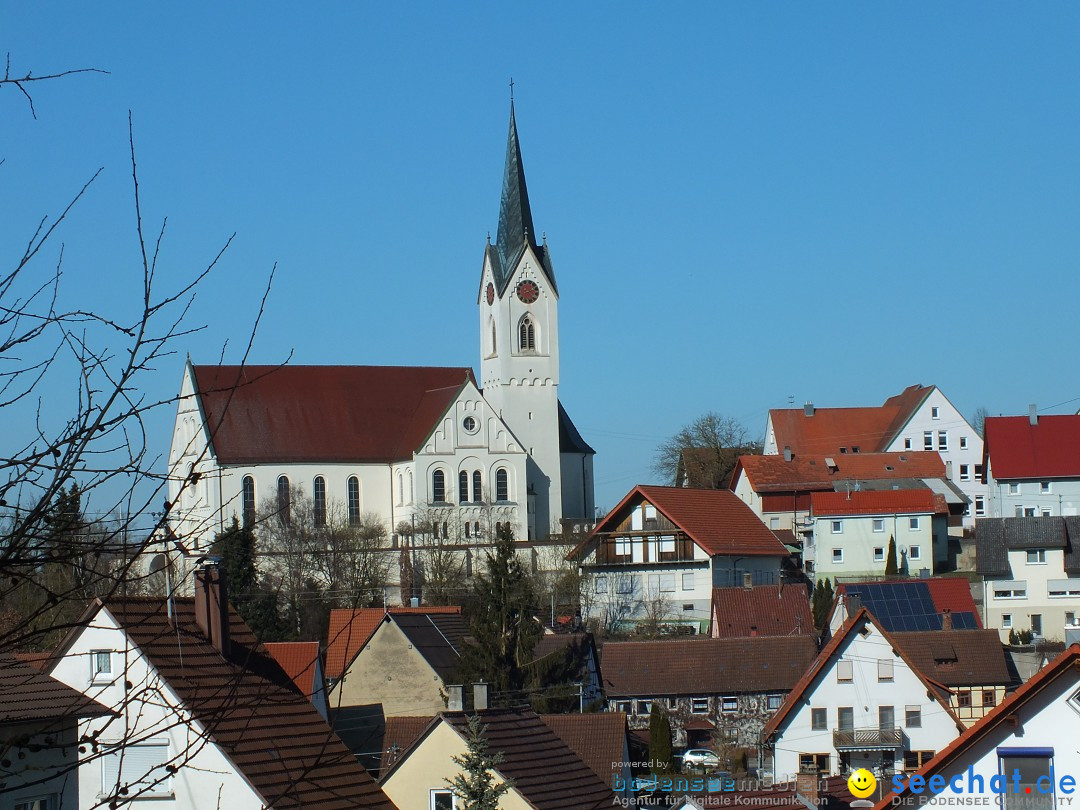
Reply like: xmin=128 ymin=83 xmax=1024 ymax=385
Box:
xmin=148 ymin=554 xmax=167 ymax=575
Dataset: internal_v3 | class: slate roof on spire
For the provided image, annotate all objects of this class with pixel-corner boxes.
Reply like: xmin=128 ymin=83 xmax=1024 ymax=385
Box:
xmin=487 ymin=101 xmax=557 ymax=294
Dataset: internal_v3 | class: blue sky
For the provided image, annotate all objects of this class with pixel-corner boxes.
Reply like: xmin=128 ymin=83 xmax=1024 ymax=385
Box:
xmin=4 ymin=4 xmax=1080 ymax=516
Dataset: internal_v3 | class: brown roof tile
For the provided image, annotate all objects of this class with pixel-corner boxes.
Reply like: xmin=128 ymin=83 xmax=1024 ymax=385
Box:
xmin=539 ymin=712 xmax=628 ymax=788
xmin=710 ymin=584 xmax=814 ymax=639
xmin=0 ymin=652 xmax=112 ymax=726
xmin=890 ymin=630 xmax=1012 ymax=687
xmin=325 ymin=606 xmax=462 ymax=680
xmin=600 ymin=635 xmax=817 ymax=697
xmin=378 ymin=715 xmax=435 ymax=777
xmin=263 ymin=641 xmax=321 ymax=697
xmin=733 ymin=452 xmax=946 ymax=493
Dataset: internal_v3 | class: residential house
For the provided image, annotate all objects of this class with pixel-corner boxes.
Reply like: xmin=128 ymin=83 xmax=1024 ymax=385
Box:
xmin=0 ymin=654 xmax=112 ymax=810
xmin=763 ymin=385 xmax=986 ymax=528
xmin=42 ymin=566 xmax=395 ymax=809
xmin=827 ymin=578 xmax=982 ymax=634
xmin=875 ymin=644 xmax=1080 ymax=810
xmin=600 ymin=635 xmax=817 ymax=759
xmin=976 ymin=516 xmax=1080 ymax=641
xmin=570 ymin=485 xmax=791 ymax=634
xmin=807 ymin=490 xmax=949 ymax=581
xmin=710 ymin=582 xmax=814 ymax=639
xmin=377 ymin=689 xmax=615 ymax=810
xmin=264 ymin=640 xmax=328 ymax=719
xmin=763 ymin=608 xmax=964 ymax=780
xmin=983 ymin=412 xmax=1080 ymax=518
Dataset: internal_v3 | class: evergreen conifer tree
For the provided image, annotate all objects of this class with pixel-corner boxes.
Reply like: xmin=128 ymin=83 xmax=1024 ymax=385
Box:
xmin=885 ymin=536 xmax=899 ymax=576
xmin=447 ymin=713 xmax=513 ymax=810
xmin=649 ymin=703 xmax=675 ymax=774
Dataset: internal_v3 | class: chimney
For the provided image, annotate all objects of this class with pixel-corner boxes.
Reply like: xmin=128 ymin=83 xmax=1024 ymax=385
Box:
xmin=796 ymin=773 xmax=819 ymax=805
xmin=447 ymin=685 xmax=464 ymax=712
xmin=743 ymin=571 xmax=754 ymax=589
xmin=194 ymin=563 xmax=230 ymax=657
xmin=804 ymin=401 xmax=815 ymax=417
xmin=473 ymin=682 xmax=489 ymax=711
xmin=783 ymin=446 xmax=793 ymax=462
xmin=942 ymin=609 xmax=952 ymax=631
xmin=1029 ymin=404 xmax=1038 ymax=426
xmin=847 ymin=593 xmax=861 ymax=616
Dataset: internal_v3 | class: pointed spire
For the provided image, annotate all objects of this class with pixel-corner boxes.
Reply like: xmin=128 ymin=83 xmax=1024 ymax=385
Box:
xmin=494 ymin=98 xmax=538 ymax=287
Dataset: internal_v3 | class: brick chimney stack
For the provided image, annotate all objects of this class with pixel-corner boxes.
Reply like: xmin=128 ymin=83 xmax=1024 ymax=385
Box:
xmin=942 ymin=609 xmax=952 ymax=631
xmin=194 ymin=564 xmax=230 ymax=657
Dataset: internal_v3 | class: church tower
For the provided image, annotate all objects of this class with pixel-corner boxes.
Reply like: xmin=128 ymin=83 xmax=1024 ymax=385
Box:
xmin=479 ymin=101 xmax=563 ymax=540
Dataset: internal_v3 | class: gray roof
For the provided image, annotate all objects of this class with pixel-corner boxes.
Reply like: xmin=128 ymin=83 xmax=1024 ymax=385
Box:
xmin=392 ymin=612 xmax=467 ymax=681
xmin=558 ymin=401 xmax=595 ymax=455
xmin=976 ymin=516 xmax=1080 ymax=576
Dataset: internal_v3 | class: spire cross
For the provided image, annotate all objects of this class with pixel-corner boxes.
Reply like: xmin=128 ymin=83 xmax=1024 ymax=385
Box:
xmin=509 ymin=77 xmax=514 ymax=102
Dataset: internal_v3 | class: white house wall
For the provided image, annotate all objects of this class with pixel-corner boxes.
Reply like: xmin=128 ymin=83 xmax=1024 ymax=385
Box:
xmin=986 ymin=472 xmax=1080 ymax=519
xmin=810 ymin=512 xmax=944 ymax=581
xmin=982 ymin=548 xmax=1080 ymax=642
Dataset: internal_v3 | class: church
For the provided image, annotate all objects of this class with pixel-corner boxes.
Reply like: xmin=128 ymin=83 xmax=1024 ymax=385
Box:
xmin=166 ymin=102 xmax=595 ymax=554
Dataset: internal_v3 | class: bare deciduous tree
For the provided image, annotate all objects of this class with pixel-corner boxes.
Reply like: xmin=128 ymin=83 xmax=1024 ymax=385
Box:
xmin=652 ymin=412 xmax=761 ymax=488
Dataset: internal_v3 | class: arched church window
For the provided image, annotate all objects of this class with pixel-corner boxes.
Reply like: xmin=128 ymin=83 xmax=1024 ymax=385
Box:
xmin=397 ymin=472 xmax=403 ymax=506
xmin=347 ymin=476 xmax=361 ymax=525
xmin=432 ymin=469 xmax=446 ymax=503
xmin=518 ymin=315 xmax=536 ymax=352
xmin=458 ymin=471 xmax=469 ymax=504
xmin=490 ymin=319 xmax=497 ymax=356
xmin=496 ymin=468 xmax=509 ymax=502
xmin=277 ymin=475 xmax=291 ymax=526
xmin=474 ymin=521 xmax=481 ymax=537
xmin=313 ymin=476 xmax=327 ymax=527
xmin=407 ymin=470 xmax=414 ymax=504
xmin=473 ymin=470 xmax=483 ymax=502
xmin=242 ymin=476 xmax=256 ymax=528
xmin=465 ymin=522 xmax=471 ymax=538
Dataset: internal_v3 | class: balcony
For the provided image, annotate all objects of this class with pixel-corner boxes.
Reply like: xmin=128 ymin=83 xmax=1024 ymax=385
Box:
xmin=832 ymin=727 xmax=906 ymax=751
xmin=592 ymin=531 xmax=697 ymax=565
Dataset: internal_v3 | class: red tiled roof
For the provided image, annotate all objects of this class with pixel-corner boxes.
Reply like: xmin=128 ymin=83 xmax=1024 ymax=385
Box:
xmin=733 ymin=452 xmax=946 ymax=493
xmin=768 ymin=385 xmax=931 ymax=457
xmin=835 ymin=578 xmax=982 ymax=629
xmin=584 ymin=485 xmax=788 ymax=558
xmin=984 ymin=414 xmax=1080 ymax=479
xmin=325 ymin=606 xmax=462 ymax=680
xmin=873 ymin=644 xmax=1080 ymax=810
xmin=378 ymin=715 xmax=435 ymax=777
xmin=539 ymin=712 xmax=628 ymax=787
xmin=601 ymin=635 xmax=817 ymax=697
xmin=192 ymin=364 xmax=474 ymax=464
xmin=0 ymin=653 xmax=113 ymax=725
xmin=710 ymin=583 xmax=814 ymax=639
xmin=810 ymin=489 xmax=946 ymax=517
xmin=84 ymin=598 xmax=394 ymax=809
xmin=264 ymin=641 xmax=321 ymax=698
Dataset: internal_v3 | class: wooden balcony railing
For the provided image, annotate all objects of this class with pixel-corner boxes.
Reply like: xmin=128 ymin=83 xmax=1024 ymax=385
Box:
xmin=832 ymin=727 xmax=906 ymax=750
xmin=592 ymin=531 xmax=696 ymax=565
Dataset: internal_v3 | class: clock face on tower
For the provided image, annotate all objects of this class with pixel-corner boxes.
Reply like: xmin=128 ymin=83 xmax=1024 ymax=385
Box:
xmin=516 ymin=280 xmax=540 ymax=304
xmin=486 ymin=283 xmax=494 ymax=305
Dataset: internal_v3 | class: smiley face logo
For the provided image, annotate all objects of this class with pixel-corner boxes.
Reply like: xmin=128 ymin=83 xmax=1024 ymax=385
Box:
xmin=847 ymin=768 xmax=877 ymax=798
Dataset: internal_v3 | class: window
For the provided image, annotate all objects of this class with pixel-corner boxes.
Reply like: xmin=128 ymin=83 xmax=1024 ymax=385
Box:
xmin=959 ymin=464 xmax=970 ymax=481
xmin=999 ymin=748 xmax=1055 ymax=810
xmin=769 ymin=516 xmax=780 ymax=529
xmin=614 ymin=700 xmax=632 ymax=714
xmin=1041 ymin=481 xmax=1051 ymax=494
xmin=960 ymin=436 xmax=968 ymax=449
xmin=957 ymin=691 xmax=971 ymax=707
xmin=909 ymin=545 xmax=921 ymax=561
xmin=874 ymin=547 xmax=885 ymax=562
xmin=473 ymin=470 xmax=482 ymax=502
xmin=14 ymin=798 xmax=57 ymax=810
xmin=837 ymin=706 xmax=854 ymax=731
xmin=1025 ymin=507 xmax=1037 ymax=517
xmin=441 ymin=521 xmax=449 ymax=540
xmin=905 ymin=706 xmax=921 ymax=728
xmin=831 ymin=520 xmax=843 ymax=534
xmin=975 ymin=496 xmax=986 ymax=516
xmin=277 ymin=475 xmax=291 ymax=526
xmin=432 ymin=469 xmax=446 ymax=503
xmin=1042 ymin=507 xmax=1052 ymax=517
xmin=811 ymin=708 xmax=827 ymax=730
xmin=495 ymin=468 xmax=509 ymax=501
xmin=721 ymin=696 xmax=738 ymax=713
xmin=682 ymin=572 xmax=695 ymax=591
xmin=464 ymin=522 xmax=470 ymax=538
xmin=518 ymin=315 xmax=536 ymax=351
xmin=313 ymin=476 xmax=327 ymax=527
xmin=799 ymin=754 xmax=829 ymax=774
xmin=872 ymin=518 xmax=884 ymax=533
xmin=462 ymin=415 xmax=477 ymax=434
xmin=594 ymin=576 xmax=607 ymax=594
xmin=837 ymin=660 xmax=853 ymax=682
xmin=614 ymin=537 xmax=631 ymax=558
xmin=1031 ymin=614 xmax=1043 ymax=637
xmin=975 ymin=463 xmax=984 ymax=479
xmin=1067 ymin=612 xmax=1077 ymax=626
xmin=91 ymin=650 xmax=112 ymax=681
xmin=431 ymin=790 xmax=457 ymax=810
xmin=459 ymin=471 xmax=469 ymax=503
xmin=931 ymin=406 xmax=940 ymax=420
xmin=1002 ymin=613 xmax=1012 ymax=628
xmin=1009 ymin=482 xmax=1020 ymax=495
xmin=1014 ymin=505 xmax=1024 ymax=517
xmin=909 ymin=517 xmax=920 ymax=530
xmin=994 ymin=586 xmax=1027 ymax=599
xmin=767 ymin=694 xmax=783 ymax=711
xmin=832 ymin=548 xmax=843 ymax=564
xmin=938 ymin=431 xmax=948 ymax=451
xmin=982 ymin=690 xmax=996 ymax=707
xmin=924 ymin=431 xmax=934 ymax=450
xmin=636 ymin=700 xmax=652 ymax=715
xmin=615 ymin=575 xmax=635 ymax=595
xmin=242 ymin=475 xmax=256 ymax=527
xmin=656 ymin=574 xmax=676 ymax=593
xmin=877 ymin=658 xmax=894 ymax=681
xmin=904 ymin=438 xmax=912 ymax=450
xmin=879 ymin=705 xmax=895 ymax=730
xmin=691 ymin=697 xmax=709 ymax=714
xmin=905 ymin=751 xmax=934 ymax=771
xmin=347 ymin=476 xmax=361 ymax=525
xmin=1027 ymin=549 xmax=1046 ymax=564
xmin=101 ymin=741 xmax=171 ymax=797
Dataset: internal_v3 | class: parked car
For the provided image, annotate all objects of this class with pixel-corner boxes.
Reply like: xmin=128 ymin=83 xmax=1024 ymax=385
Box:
xmin=680 ymin=749 xmax=722 ymax=772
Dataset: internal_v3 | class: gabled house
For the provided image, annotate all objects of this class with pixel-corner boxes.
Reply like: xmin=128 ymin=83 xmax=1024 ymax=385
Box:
xmin=807 ymin=490 xmax=949 ymax=580
xmin=763 ymin=608 xmax=964 ymax=780
xmin=377 ymin=692 xmax=615 ymax=810
xmin=264 ymin=640 xmax=328 ymax=719
xmin=827 ymin=578 xmax=982 ymax=634
xmin=983 ymin=413 xmax=1080 ymax=518
xmin=710 ymin=582 xmax=813 ymax=639
xmin=975 ymin=516 xmax=1080 ymax=641
xmin=600 ymin=635 xmax=817 ymax=756
xmin=569 ymin=485 xmax=791 ymax=634
xmin=43 ymin=566 xmax=395 ymax=809
xmin=0 ymin=653 xmax=113 ymax=810
xmin=875 ymin=644 xmax=1080 ymax=810
xmin=763 ymin=385 xmax=986 ymax=528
